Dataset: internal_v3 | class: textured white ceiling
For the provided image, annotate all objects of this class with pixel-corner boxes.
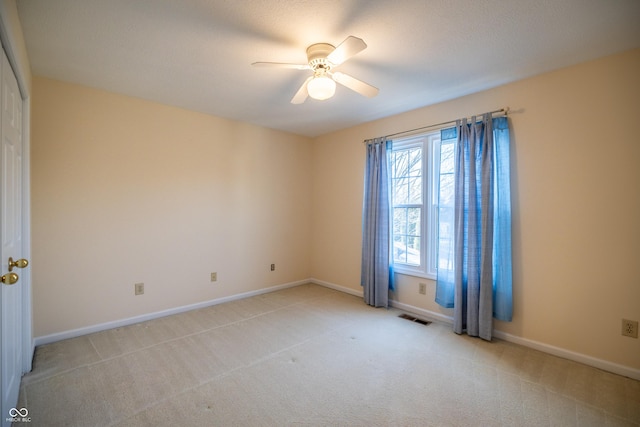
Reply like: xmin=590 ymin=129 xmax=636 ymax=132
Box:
xmin=16 ymin=0 xmax=640 ymax=137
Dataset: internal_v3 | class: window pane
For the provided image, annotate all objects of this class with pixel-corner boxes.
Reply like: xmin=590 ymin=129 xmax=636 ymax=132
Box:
xmin=438 ymin=205 xmax=454 ymax=270
xmin=438 ymin=239 xmax=454 ymax=270
xmin=393 ymin=205 xmax=422 ymax=265
xmin=393 ymin=234 xmax=407 ymax=263
xmin=406 ymin=236 xmax=420 ymax=265
xmin=394 ymin=208 xmax=407 ymax=235
xmin=393 ymin=150 xmax=409 ymax=177
xmin=408 ymin=177 xmax=422 ymax=204
xmin=393 ymin=178 xmax=408 ymax=205
xmin=409 ymin=148 xmax=422 ymax=176
xmin=407 ymin=207 xmax=421 ymax=236
xmin=392 ymin=206 xmax=421 ymax=266
xmin=440 ymin=142 xmax=455 ymax=174
xmin=439 ymin=174 xmax=455 ymax=207
xmin=438 ymin=207 xmax=454 ymax=240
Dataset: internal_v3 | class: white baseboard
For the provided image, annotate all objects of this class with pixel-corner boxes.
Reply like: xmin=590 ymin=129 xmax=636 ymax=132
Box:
xmin=391 ymin=297 xmax=640 ymax=381
xmin=314 ymin=279 xmax=640 ymax=381
xmin=34 ymin=279 xmax=308 ymax=347
xmin=309 ymin=278 xmax=363 ymax=297
xmin=491 ymin=330 xmax=640 ymax=381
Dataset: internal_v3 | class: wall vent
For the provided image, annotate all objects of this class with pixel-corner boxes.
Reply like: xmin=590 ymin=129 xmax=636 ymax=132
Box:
xmin=398 ymin=313 xmax=431 ymax=326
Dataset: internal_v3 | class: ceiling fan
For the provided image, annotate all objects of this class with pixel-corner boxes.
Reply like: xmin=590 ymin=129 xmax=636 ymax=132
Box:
xmin=252 ymin=36 xmax=379 ymax=104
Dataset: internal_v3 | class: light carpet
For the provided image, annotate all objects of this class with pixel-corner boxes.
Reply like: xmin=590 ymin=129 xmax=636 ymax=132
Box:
xmin=18 ymin=284 xmax=640 ymax=426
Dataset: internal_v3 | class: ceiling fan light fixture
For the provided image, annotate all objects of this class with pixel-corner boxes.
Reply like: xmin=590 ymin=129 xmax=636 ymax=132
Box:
xmin=253 ymin=36 xmax=378 ymax=104
xmin=307 ymin=75 xmax=336 ymax=100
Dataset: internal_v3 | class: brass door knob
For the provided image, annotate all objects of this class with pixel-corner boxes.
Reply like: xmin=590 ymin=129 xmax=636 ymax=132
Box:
xmin=1 ymin=272 xmax=18 ymax=285
xmin=8 ymin=257 xmax=28 ymax=272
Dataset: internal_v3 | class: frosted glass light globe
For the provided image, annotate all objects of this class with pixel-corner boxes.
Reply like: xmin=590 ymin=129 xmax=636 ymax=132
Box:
xmin=307 ymin=75 xmax=336 ymax=100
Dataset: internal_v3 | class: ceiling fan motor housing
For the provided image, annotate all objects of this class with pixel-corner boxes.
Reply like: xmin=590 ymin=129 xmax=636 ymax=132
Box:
xmin=307 ymin=43 xmax=335 ymax=73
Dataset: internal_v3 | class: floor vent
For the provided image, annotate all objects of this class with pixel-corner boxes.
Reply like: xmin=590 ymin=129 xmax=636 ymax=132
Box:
xmin=398 ymin=313 xmax=432 ymax=326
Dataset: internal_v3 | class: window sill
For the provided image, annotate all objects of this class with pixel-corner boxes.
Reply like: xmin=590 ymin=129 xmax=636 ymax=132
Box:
xmin=393 ymin=266 xmax=436 ymax=281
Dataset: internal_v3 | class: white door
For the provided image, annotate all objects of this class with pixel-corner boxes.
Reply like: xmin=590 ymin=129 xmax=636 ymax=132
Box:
xmin=0 ymin=48 xmax=26 ymax=426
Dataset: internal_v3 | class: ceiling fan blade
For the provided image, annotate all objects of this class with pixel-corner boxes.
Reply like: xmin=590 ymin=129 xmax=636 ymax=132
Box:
xmin=331 ymin=72 xmax=379 ymax=98
xmin=291 ymin=76 xmax=313 ymax=104
xmin=252 ymin=62 xmax=311 ymax=70
xmin=327 ymin=36 xmax=367 ymax=66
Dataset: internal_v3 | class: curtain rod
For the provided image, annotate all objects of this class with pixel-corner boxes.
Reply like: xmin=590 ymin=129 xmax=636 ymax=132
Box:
xmin=370 ymin=107 xmax=509 ymax=142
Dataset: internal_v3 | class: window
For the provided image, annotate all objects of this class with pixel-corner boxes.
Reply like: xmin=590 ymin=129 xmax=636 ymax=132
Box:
xmin=390 ymin=131 xmax=452 ymax=279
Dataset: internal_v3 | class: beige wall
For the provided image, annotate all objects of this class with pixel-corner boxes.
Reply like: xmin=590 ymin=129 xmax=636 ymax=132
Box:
xmin=32 ymin=77 xmax=312 ymax=337
xmin=311 ymin=48 xmax=640 ymax=370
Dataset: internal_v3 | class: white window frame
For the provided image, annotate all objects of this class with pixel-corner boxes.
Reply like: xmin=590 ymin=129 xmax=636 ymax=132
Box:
xmin=391 ymin=131 xmax=441 ymax=280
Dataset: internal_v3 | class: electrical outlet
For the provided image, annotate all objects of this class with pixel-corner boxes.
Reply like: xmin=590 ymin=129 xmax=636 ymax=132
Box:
xmin=270 ymin=264 xmax=275 ymax=271
xmin=210 ymin=272 xmax=217 ymax=282
xmin=134 ymin=283 xmax=144 ymax=296
xmin=622 ymin=319 xmax=638 ymax=338
xmin=419 ymin=283 xmax=427 ymax=295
